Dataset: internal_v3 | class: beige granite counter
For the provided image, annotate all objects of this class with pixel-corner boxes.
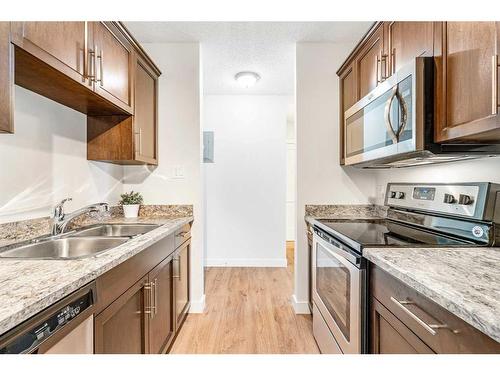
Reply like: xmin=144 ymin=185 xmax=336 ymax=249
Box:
xmin=0 ymin=215 xmax=193 ymax=336
xmin=364 ymin=246 xmax=500 ymax=343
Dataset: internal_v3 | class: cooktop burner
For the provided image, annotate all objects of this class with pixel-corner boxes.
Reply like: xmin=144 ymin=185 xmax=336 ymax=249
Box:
xmin=315 ymin=218 xmax=476 ymax=252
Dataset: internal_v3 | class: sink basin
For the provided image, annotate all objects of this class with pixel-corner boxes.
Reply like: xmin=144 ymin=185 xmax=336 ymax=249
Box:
xmin=0 ymin=237 xmax=129 ymax=260
xmin=73 ymin=223 xmax=159 ymax=237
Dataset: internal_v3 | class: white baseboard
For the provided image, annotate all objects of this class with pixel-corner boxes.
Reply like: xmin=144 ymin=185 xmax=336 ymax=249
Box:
xmin=205 ymin=258 xmax=287 ymax=267
xmin=291 ymin=294 xmax=311 ymax=314
xmin=189 ymin=294 xmax=206 ymax=313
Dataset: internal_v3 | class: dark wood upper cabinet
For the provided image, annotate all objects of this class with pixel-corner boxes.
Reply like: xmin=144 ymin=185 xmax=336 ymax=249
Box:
xmin=86 ymin=43 xmax=160 ymax=165
xmin=338 ymin=62 xmax=356 ymax=165
xmin=92 ymin=22 xmax=134 ymax=114
xmin=384 ymin=21 xmax=434 ymax=76
xmin=94 ymin=275 xmax=150 ymax=354
xmin=0 ymin=22 xmax=13 ymax=133
xmin=11 ymin=22 xmax=90 ymax=86
xmin=149 ymin=257 xmax=175 ymax=354
xmin=434 ymin=22 xmax=500 ymax=143
xmin=355 ymin=24 xmax=384 ymax=99
xmin=134 ymin=53 xmax=159 ymax=164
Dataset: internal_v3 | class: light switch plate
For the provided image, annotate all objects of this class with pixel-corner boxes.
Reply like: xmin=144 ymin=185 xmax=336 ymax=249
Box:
xmin=173 ymin=166 xmax=185 ymax=179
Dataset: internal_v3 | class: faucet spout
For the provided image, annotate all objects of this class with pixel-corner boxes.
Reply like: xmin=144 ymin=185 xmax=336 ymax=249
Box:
xmin=51 ymin=200 xmax=110 ymax=235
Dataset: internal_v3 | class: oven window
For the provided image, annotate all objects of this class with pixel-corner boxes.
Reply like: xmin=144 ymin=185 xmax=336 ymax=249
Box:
xmin=316 ymin=243 xmax=351 ymax=340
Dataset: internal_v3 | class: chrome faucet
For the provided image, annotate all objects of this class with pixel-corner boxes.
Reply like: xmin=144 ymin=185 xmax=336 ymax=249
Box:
xmin=51 ymin=198 xmax=110 ymax=235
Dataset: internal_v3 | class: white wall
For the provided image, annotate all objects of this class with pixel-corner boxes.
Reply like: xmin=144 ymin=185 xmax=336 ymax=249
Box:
xmin=374 ymin=157 xmax=500 ymax=203
xmin=204 ymin=95 xmax=289 ymax=267
xmin=0 ymin=86 xmax=123 ymax=224
xmin=294 ymin=43 xmax=377 ymax=312
xmin=122 ymin=43 xmax=205 ymax=312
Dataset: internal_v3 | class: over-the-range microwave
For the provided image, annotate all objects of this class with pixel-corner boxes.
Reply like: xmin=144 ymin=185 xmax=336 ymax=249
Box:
xmin=343 ymin=57 xmax=500 ymax=168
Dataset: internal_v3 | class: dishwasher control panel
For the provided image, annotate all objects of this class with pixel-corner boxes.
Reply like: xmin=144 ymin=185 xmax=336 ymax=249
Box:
xmin=0 ymin=284 xmax=94 ymax=354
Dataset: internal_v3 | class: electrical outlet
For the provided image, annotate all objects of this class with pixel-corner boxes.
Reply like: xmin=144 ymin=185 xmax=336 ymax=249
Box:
xmin=376 ymin=185 xmax=386 ymax=202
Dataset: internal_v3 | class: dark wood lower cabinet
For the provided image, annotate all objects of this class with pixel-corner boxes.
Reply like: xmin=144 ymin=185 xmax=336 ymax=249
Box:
xmin=371 ymin=298 xmax=434 ymax=354
xmin=94 ymin=229 xmax=191 ymax=354
xmin=149 ymin=256 xmax=175 ymax=354
xmin=94 ymin=276 xmax=149 ymax=354
xmin=174 ymin=239 xmax=190 ymax=329
xmin=370 ymin=264 xmax=500 ymax=354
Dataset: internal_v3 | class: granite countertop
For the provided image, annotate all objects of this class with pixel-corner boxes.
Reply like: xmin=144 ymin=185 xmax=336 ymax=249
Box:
xmin=0 ymin=215 xmax=193 ymax=337
xmin=364 ymin=246 xmax=500 ymax=343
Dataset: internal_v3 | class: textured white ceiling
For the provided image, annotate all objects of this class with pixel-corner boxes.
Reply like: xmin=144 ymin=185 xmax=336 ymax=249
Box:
xmin=125 ymin=22 xmax=373 ymax=94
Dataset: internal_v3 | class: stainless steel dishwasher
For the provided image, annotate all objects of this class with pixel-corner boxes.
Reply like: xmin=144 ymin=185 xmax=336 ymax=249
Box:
xmin=0 ymin=282 xmax=95 ymax=354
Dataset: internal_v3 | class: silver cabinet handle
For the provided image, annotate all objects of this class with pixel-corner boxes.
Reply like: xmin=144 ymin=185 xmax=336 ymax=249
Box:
xmin=176 ymin=231 xmax=189 ymax=238
xmin=96 ymin=46 xmax=104 ymax=86
xmin=173 ymin=257 xmax=180 ymax=280
xmin=143 ymin=282 xmax=153 ymax=318
xmin=87 ymin=47 xmax=96 ymax=82
xmin=375 ymin=54 xmax=380 ymax=84
xmin=492 ymin=55 xmax=498 ymax=115
xmin=152 ymin=278 xmax=158 ymax=317
xmin=390 ymin=297 xmax=457 ymax=336
xmin=384 ymin=86 xmax=399 ymax=144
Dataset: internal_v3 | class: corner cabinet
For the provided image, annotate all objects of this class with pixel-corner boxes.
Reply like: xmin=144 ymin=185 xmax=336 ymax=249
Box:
xmin=369 ymin=264 xmax=500 ymax=354
xmin=94 ymin=225 xmax=191 ymax=354
xmin=434 ymin=22 xmax=500 ymax=143
xmin=87 ymin=33 xmax=160 ymax=165
xmin=0 ymin=21 xmax=161 ymax=165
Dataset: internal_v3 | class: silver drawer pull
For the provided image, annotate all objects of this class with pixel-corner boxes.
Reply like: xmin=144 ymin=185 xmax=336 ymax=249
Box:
xmin=177 ymin=231 xmax=189 ymax=238
xmin=390 ymin=297 xmax=457 ymax=336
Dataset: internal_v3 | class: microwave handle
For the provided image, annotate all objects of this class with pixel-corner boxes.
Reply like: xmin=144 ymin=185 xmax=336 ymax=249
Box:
xmin=384 ymin=86 xmax=399 ymax=144
xmin=396 ymin=89 xmax=409 ymax=139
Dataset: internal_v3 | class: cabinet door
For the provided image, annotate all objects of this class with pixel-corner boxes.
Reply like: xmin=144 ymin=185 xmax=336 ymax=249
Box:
xmin=92 ymin=22 xmax=134 ymax=114
xmin=385 ymin=22 xmax=434 ymax=76
xmin=149 ymin=257 xmax=175 ymax=354
xmin=435 ymin=22 xmax=500 ymax=142
xmin=11 ymin=22 xmax=89 ymax=86
xmin=174 ymin=241 xmax=190 ymax=329
xmin=0 ymin=22 xmax=13 ymax=133
xmin=94 ymin=276 xmax=149 ymax=354
xmin=134 ymin=55 xmax=158 ymax=164
xmin=339 ymin=63 xmax=356 ymax=165
xmin=371 ymin=298 xmax=434 ymax=354
xmin=356 ymin=25 xmax=385 ymax=99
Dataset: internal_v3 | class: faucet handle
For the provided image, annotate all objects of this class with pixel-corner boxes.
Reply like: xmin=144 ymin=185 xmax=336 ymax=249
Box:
xmin=52 ymin=197 xmax=72 ymax=219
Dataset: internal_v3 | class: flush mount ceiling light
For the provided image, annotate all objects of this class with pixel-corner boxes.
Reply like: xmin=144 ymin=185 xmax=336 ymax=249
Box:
xmin=235 ymin=71 xmax=261 ymax=88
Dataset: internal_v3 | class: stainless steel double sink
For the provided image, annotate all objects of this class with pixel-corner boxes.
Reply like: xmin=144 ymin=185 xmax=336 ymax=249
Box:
xmin=0 ymin=224 xmax=159 ymax=260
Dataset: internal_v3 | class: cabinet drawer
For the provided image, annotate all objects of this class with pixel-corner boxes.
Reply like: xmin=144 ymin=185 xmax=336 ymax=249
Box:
xmin=370 ymin=264 xmax=500 ymax=353
xmin=174 ymin=224 xmax=191 ymax=249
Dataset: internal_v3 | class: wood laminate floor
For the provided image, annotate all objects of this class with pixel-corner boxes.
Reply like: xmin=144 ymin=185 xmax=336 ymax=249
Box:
xmin=170 ymin=258 xmax=319 ymax=354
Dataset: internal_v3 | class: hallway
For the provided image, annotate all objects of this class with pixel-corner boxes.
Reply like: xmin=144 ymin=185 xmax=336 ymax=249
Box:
xmin=170 ymin=266 xmax=319 ymax=354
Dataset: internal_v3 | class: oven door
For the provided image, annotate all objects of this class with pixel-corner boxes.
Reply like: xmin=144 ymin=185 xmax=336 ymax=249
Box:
xmin=344 ymin=58 xmax=426 ymax=166
xmin=312 ymin=233 xmax=363 ymax=354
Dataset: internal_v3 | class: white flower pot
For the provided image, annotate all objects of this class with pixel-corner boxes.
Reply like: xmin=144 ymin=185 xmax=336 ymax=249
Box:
xmin=123 ymin=204 xmax=140 ymax=218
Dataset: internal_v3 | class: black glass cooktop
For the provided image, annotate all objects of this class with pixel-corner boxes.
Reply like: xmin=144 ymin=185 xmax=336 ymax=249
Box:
xmin=315 ymin=219 xmax=475 ymax=250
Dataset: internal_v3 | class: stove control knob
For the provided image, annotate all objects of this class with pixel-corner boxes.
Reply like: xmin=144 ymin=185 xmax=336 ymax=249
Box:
xmin=443 ymin=193 xmax=456 ymax=204
xmin=389 ymin=191 xmax=397 ymax=199
xmin=396 ymin=192 xmax=405 ymax=199
xmin=459 ymin=194 xmax=473 ymax=205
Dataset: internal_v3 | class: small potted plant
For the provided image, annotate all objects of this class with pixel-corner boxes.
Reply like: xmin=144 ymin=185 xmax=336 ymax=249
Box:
xmin=119 ymin=191 xmax=144 ymax=218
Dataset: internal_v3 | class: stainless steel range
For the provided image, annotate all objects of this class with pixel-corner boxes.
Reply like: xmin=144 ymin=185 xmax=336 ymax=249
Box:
xmin=310 ymin=182 xmax=500 ymax=354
